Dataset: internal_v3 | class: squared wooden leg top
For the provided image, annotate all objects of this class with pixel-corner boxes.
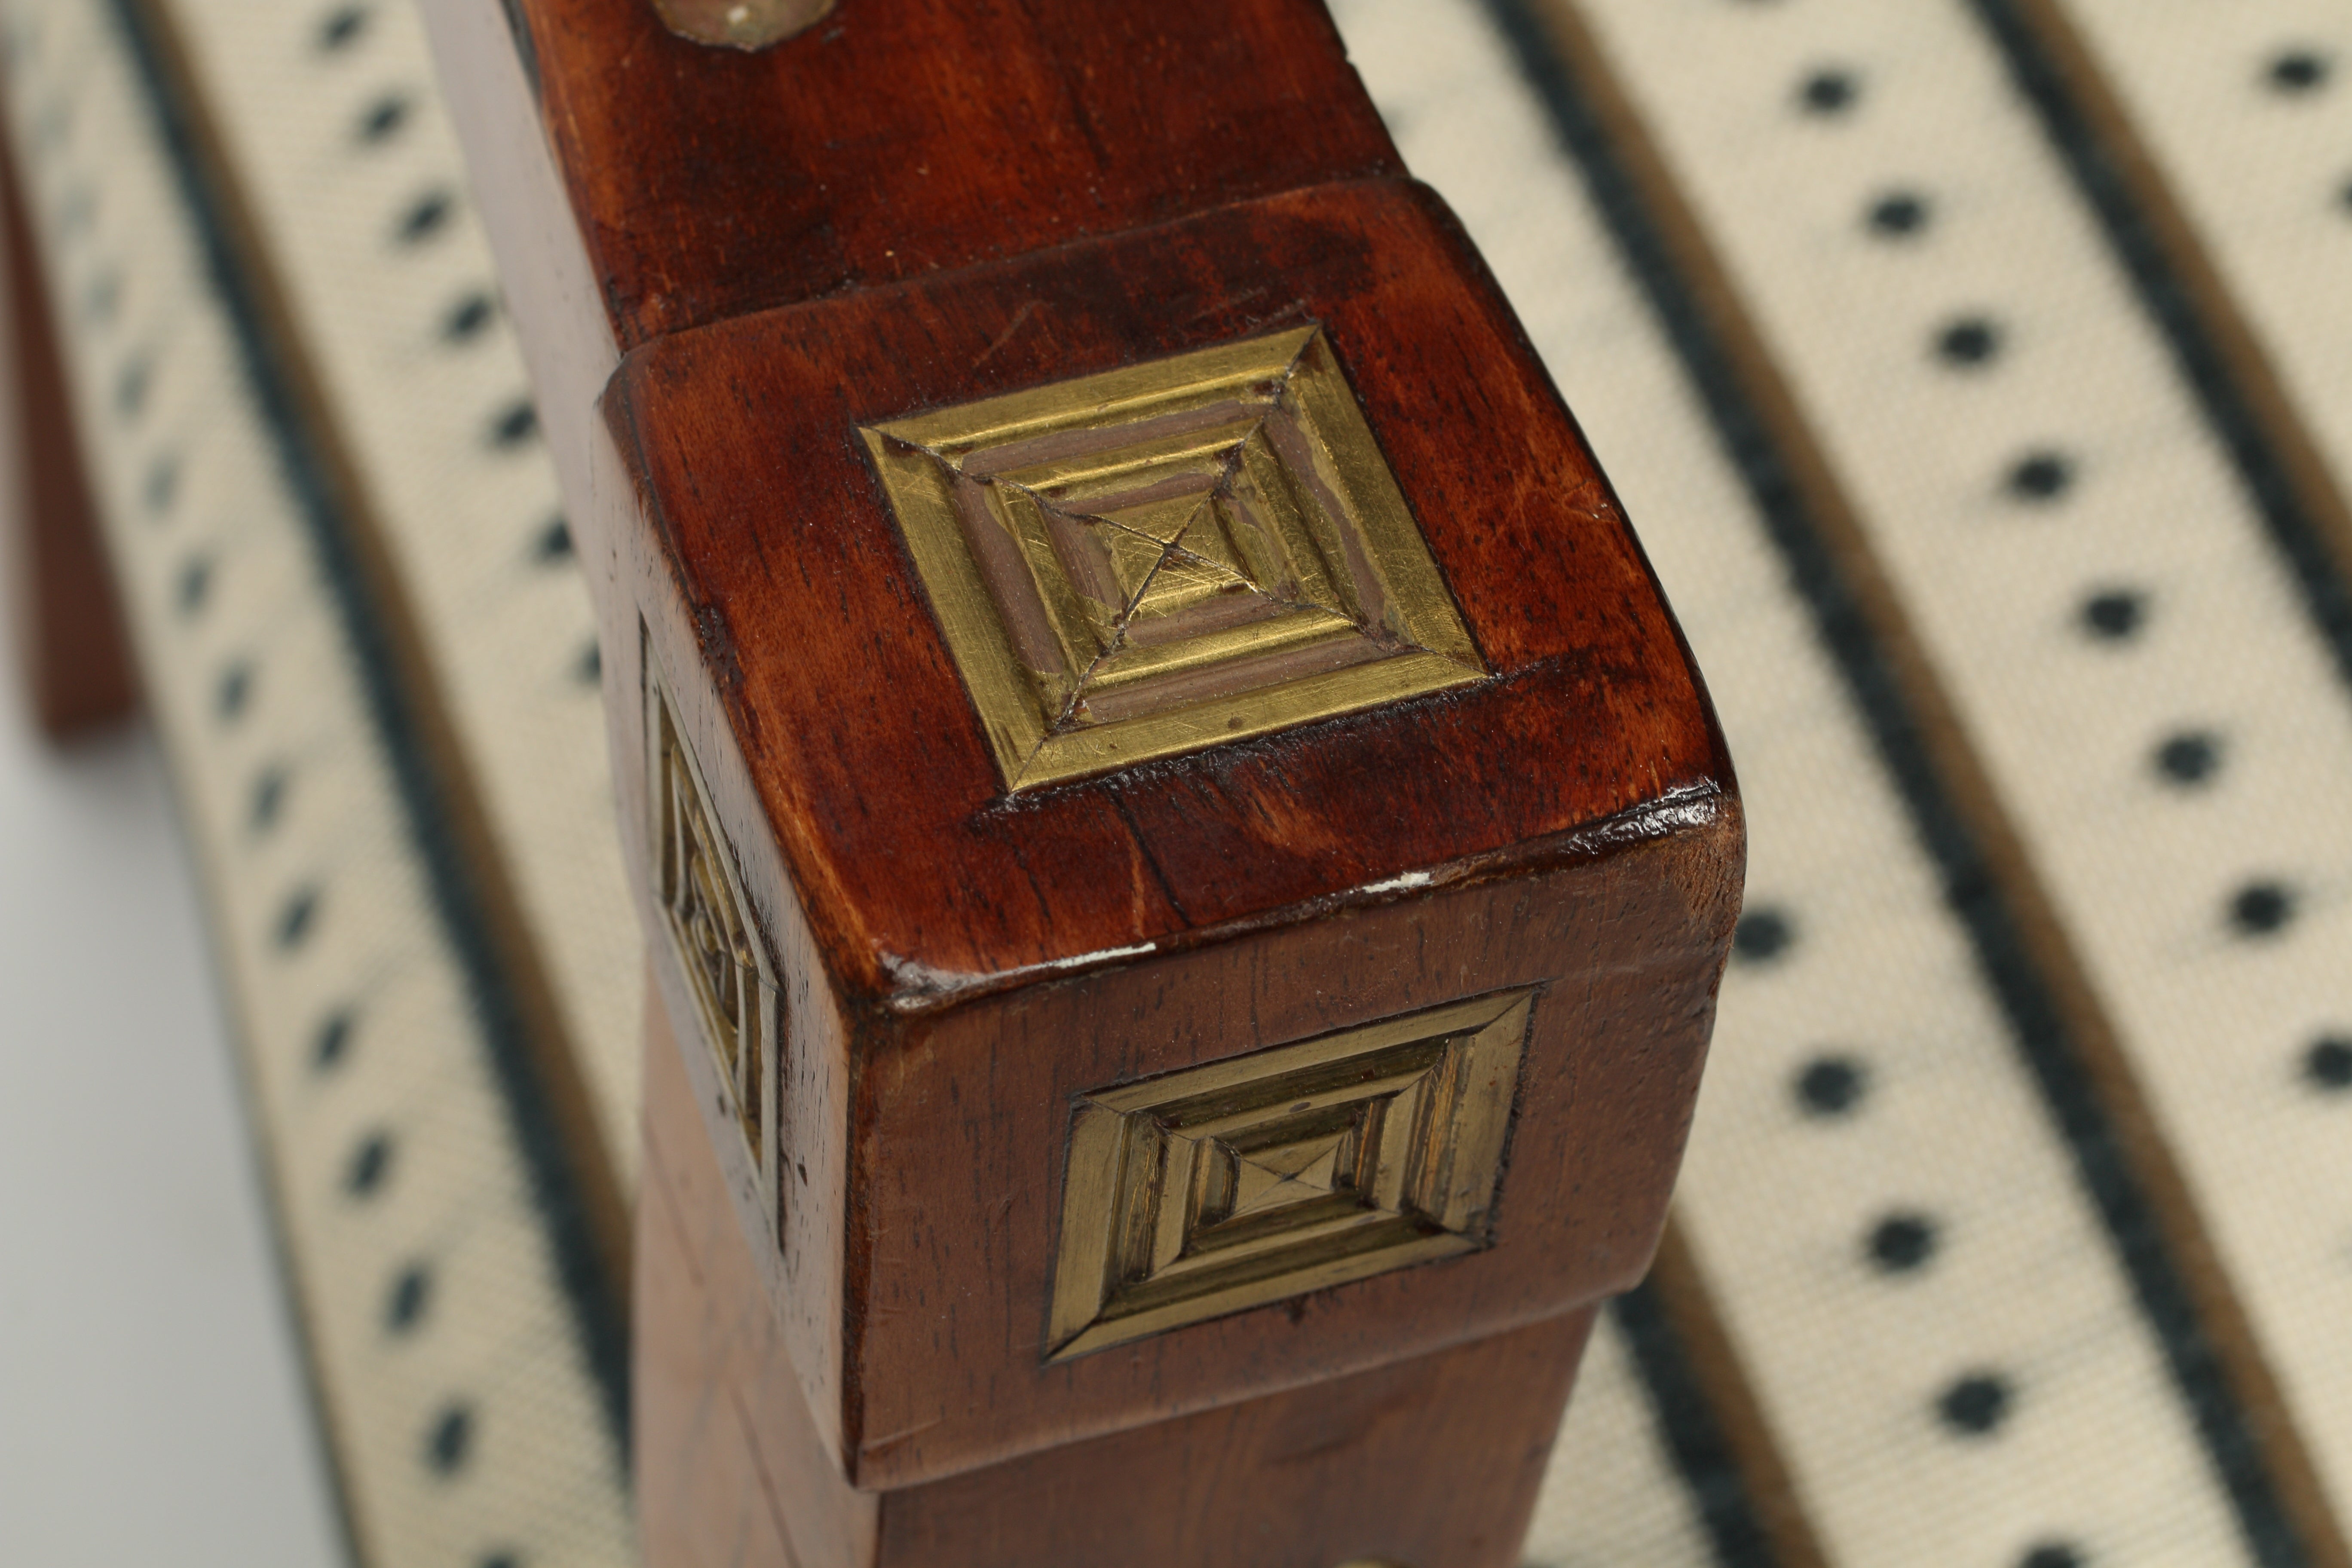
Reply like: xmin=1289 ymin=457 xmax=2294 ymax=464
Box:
xmin=638 ymin=983 xmax=1592 ymax=1568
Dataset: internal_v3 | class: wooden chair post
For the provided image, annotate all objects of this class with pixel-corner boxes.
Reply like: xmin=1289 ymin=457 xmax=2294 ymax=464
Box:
xmin=0 ymin=130 xmax=133 ymax=738
xmin=416 ymin=2 xmax=1745 ymax=1563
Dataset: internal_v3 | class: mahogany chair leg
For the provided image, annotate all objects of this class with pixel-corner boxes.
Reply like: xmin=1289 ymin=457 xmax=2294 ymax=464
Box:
xmin=0 ymin=134 xmax=135 ymax=739
xmin=429 ymin=5 xmax=1740 ymax=1559
xmin=636 ymin=978 xmax=1592 ymax=1568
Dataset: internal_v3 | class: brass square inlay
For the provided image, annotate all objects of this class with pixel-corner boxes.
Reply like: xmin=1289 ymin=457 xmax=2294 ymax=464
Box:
xmin=649 ymin=663 xmax=773 ymax=1167
xmin=861 ymin=327 xmax=1485 ymax=789
xmin=1046 ymin=989 xmax=1535 ymax=1360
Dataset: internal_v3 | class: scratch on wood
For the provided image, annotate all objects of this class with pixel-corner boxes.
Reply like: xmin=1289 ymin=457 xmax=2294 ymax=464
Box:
xmin=973 ymin=300 xmax=1041 ymax=371
xmin=1128 ymin=834 xmax=1152 ymax=934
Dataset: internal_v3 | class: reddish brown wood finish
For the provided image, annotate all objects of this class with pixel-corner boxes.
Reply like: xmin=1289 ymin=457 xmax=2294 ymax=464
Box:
xmin=640 ymin=974 xmax=877 ymax=1568
xmin=1 ymin=132 xmax=134 ymax=738
xmin=420 ymin=0 xmax=1744 ymax=1560
xmin=609 ymin=180 xmax=1724 ymax=990
xmin=514 ymin=0 xmax=1399 ymax=346
xmin=835 ymin=829 xmax=1730 ymax=1484
xmin=613 ymin=178 xmax=1740 ymax=1500
xmin=641 ymin=984 xmax=1598 ymax=1568
xmin=606 ymin=172 xmax=1737 ymax=1473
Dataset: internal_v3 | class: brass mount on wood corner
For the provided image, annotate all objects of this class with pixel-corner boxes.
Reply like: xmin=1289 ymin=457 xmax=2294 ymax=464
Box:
xmin=1047 ymin=989 xmax=1536 ymax=1360
xmin=864 ymin=325 xmax=1485 ymax=790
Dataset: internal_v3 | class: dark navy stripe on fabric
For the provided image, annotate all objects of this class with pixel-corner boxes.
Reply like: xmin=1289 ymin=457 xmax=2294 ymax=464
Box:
xmin=1478 ymin=3 xmax=2312 ymax=1563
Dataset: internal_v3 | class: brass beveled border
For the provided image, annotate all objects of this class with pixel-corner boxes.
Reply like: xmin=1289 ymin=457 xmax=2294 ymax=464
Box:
xmin=861 ymin=327 xmax=1485 ymax=790
xmin=644 ymin=640 xmax=778 ymax=1191
xmin=1046 ymin=988 xmax=1537 ymax=1361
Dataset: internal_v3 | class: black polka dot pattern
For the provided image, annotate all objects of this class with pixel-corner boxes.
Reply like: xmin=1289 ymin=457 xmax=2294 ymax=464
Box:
xmin=2295 ymin=1044 xmax=2352 ymax=1090
xmin=487 ymin=398 xmax=538 ymax=450
xmin=2152 ymin=730 xmax=2221 ymax=787
xmin=394 ymin=190 xmax=453 ymax=246
xmin=2265 ymin=49 xmax=2331 ymax=95
xmin=175 ymin=555 xmax=212 ymax=616
xmin=1866 ymin=190 xmax=1929 ymax=238
xmin=1798 ymin=68 xmax=1858 ymax=115
xmin=1935 ymin=315 xmax=2001 ymax=367
xmin=2227 ymin=880 xmax=2295 ymax=937
xmin=1794 ymin=1054 xmax=1867 ymax=1116
xmin=142 ymin=454 xmax=178 ymax=517
xmin=113 ymin=354 xmax=150 ymax=420
xmin=426 ymin=1403 xmax=474 ymax=1476
xmin=345 ymin=1131 xmax=395 ymax=1198
xmin=316 ymin=3 xmax=369 ymax=50
xmin=1867 ymin=1212 xmax=1938 ymax=1273
xmin=1733 ymin=906 xmax=1794 ymax=963
xmin=2304 ymin=1037 xmax=2352 ymax=1092
xmin=312 ymin=1010 xmax=355 ymax=1072
xmin=250 ymin=765 xmax=290 ymax=832
xmin=356 ymin=92 xmax=408 ymax=144
xmin=442 ymin=291 xmax=495 ymax=343
xmin=2078 ymin=589 xmax=2145 ymax=641
xmin=2018 ymin=1544 xmax=2083 ymax=1568
xmin=387 ymin=1262 xmax=432 ymax=1332
xmin=275 ymin=886 xmax=320 ymax=950
xmin=215 ymin=660 xmax=254 ymax=721
xmin=2005 ymin=450 xmax=2073 ymax=502
xmin=1938 ymin=1372 xmax=2013 ymax=1436
xmin=533 ymin=516 xmax=572 ymax=564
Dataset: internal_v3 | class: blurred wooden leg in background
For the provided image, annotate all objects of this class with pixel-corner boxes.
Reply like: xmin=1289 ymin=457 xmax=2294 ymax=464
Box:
xmin=0 ymin=135 xmax=134 ymax=739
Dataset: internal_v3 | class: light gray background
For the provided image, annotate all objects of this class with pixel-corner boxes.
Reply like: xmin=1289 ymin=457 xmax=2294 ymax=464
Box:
xmin=0 ymin=643 xmax=345 ymax=1565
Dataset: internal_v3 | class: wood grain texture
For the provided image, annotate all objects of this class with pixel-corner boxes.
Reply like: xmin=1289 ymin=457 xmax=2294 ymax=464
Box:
xmin=641 ymin=989 xmax=1598 ymax=1568
xmin=641 ymin=970 xmax=879 ymax=1568
xmin=598 ymin=175 xmax=1741 ymax=1491
xmin=429 ymin=0 xmax=1745 ymax=1555
xmin=607 ymin=179 xmax=1731 ymax=997
xmin=827 ymin=823 xmax=1737 ymax=1486
xmin=880 ymin=1309 xmax=1596 ymax=1568
xmin=1 ymin=128 xmax=134 ymax=738
xmin=509 ymin=0 xmax=1400 ymax=348
xmin=633 ymin=701 xmax=1739 ymax=1492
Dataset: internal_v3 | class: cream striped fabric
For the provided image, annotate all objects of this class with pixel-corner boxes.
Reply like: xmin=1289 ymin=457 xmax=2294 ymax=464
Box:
xmin=2062 ymin=0 xmax=2352 ymax=520
xmin=0 ymin=0 xmax=632 ymax=1563
xmin=1560 ymin=0 xmax=2352 ymax=1559
xmin=17 ymin=0 xmax=2352 ymax=1564
xmin=1338 ymin=3 xmax=2253 ymax=1562
xmin=163 ymin=0 xmax=642 ymax=1200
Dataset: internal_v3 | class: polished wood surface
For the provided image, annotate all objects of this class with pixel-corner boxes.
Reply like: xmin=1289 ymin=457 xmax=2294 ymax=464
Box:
xmin=640 ymin=984 xmax=1598 ymax=1568
xmin=609 ymin=175 xmax=1741 ymax=1488
xmin=418 ymin=0 xmax=1745 ymax=1559
xmin=606 ymin=178 xmax=1730 ymax=989
xmin=2 ymin=131 xmax=133 ymax=738
xmin=512 ymin=0 xmax=1399 ymax=346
